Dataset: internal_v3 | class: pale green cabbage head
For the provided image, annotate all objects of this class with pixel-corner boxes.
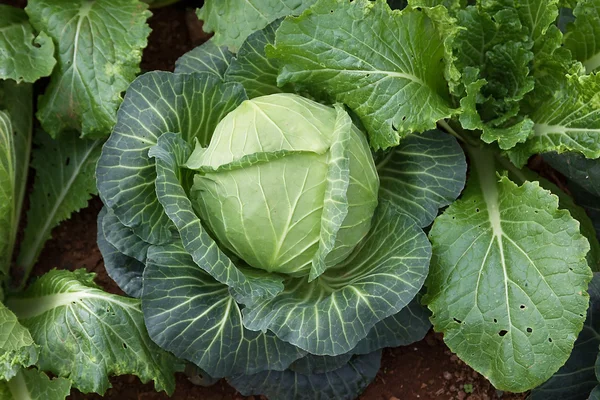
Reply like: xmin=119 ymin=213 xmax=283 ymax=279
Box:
xmin=185 ymin=93 xmax=379 ymax=276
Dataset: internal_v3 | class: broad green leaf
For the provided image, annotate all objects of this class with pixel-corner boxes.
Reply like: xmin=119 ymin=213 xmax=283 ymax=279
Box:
xmin=377 ymin=129 xmax=467 ymax=228
xmin=243 ymin=202 xmax=431 ymax=356
xmin=225 ymin=19 xmax=292 ymax=98
xmin=0 ymin=369 xmax=70 ymax=400
xmin=142 ymin=241 xmax=305 ymax=378
xmin=268 ymin=0 xmax=458 ymax=150
xmin=0 ymin=81 xmax=32 ymax=279
xmin=565 ymin=0 xmax=600 ymax=73
xmin=424 ymin=145 xmax=592 ymax=392
xmin=509 ymin=72 xmax=600 ymax=167
xmin=351 ymin=295 xmax=431 ymax=355
xmin=150 ymin=132 xmax=284 ymax=302
xmin=96 ymin=71 xmax=246 ymax=245
xmin=102 ymin=207 xmax=149 ymax=264
xmin=0 ymin=5 xmax=55 ymax=83
xmin=196 ymin=0 xmax=318 ymax=50
xmin=530 ymin=273 xmax=600 ymax=400
xmin=16 ymin=131 xmax=102 ymax=284
xmin=289 ymin=354 xmax=353 ymax=375
xmin=26 ymin=0 xmax=151 ymax=138
xmin=0 ymin=303 xmax=38 ymax=381
xmin=310 ymin=105 xmax=352 ymax=281
xmin=174 ymin=40 xmax=233 ymax=78
xmin=228 ymin=351 xmax=381 ymax=400
xmin=6 ymin=269 xmax=182 ymax=395
xmin=97 ymin=207 xmax=145 ymax=298
xmin=544 ymin=152 xmax=600 ymax=197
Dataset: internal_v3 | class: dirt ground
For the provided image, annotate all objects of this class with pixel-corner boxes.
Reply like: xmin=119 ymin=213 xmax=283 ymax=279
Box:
xmin=3 ymin=0 xmax=529 ymax=398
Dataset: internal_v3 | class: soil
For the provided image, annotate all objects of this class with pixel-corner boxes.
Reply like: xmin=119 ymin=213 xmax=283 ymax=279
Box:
xmin=8 ymin=0 xmax=529 ymax=399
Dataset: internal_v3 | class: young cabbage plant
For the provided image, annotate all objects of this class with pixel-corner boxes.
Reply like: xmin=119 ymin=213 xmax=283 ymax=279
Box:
xmin=96 ymin=22 xmax=467 ymax=400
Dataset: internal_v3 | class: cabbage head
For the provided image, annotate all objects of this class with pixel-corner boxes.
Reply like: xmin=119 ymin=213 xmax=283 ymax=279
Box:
xmin=186 ymin=93 xmax=379 ymax=277
xmin=95 ymin=37 xmax=466 ymax=400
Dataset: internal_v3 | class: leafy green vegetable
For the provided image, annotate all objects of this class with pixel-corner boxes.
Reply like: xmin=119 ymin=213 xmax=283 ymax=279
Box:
xmin=0 ymin=81 xmax=32 ymax=279
xmin=0 ymin=303 xmax=38 ymax=381
xmin=424 ymin=146 xmax=592 ymax=392
xmin=268 ymin=0 xmax=458 ymax=150
xmin=16 ymin=132 xmax=102 ymax=285
xmin=6 ymin=269 xmax=182 ymax=395
xmin=25 ymin=0 xmax=151 ymax=138
xmin=0 ymin=5 xmax=55 ymax=83
xmin=564 ymin=0 xmax=600 ymax=73
xmin=0 ymin=368 xmax=71 ymax=400
xmin=197 ymin=0 xmax=318 ymax=50
xmin=530 ymin=273 xmax=600 ymax=400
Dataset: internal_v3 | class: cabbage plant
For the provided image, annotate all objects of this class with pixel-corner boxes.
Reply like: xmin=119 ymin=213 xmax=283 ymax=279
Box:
xmin=95 ymin=25 xmax=467 ymax=399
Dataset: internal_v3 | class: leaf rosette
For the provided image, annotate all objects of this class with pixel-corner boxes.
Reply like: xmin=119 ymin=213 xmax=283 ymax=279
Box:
xmin=96 ymin=19 xmax=466 ymax=397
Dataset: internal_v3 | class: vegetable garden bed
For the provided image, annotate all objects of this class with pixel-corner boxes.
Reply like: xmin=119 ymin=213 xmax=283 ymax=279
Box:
xmin=1 ymin=1 xmax=599 ymax=400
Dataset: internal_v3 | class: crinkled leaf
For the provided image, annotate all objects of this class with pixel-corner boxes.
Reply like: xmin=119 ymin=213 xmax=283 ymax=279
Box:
xmin=174 ymin=40 xmax=233 ymax=78
xmin=0 ymin=5 xmax=55 ymax=83
xmin=351 ymin=295 xmax=431 ymax=355
xmin=243 ymin=202 xmax=431 ymax=356
xmin=102 ymin=207 xmax=149 ymax=264
xmin=16 ymin=131 xmax=102 ymax=281
xmin=6 ymin=269 xmax=182 ymax=395
xmin=564 ymin=0 xmax=600 ymax=73
xmin=228 ymin=351 xmax=381 ymax=400
xmin=225 ymin=19 xmax=291 ymax=98
xmin=424 ymin=146 xmax=592 ymax=392
xmin=0 ymin=369 xmax=70 ymax=400
xmin=509 ymin=73 xmax=600 ymax=167
xmin=0 ymin=303 xmax=38 ymax=381
xmin=268 ymin=0 xmax=457 ymax=150
xmin=150 ymin=132 xmax=285 ymax=302
xmin=530 ymin=273 xmax=600 ymax=400
xmin=26 ymin=0 xmax=151 ymax=138
xmin=196 ymin=0 xmax=318 ymax=50
xmin=310 ymin=105 xmax=351 ymax=281
xmin=142 ymin=241 xmax=305 ymax=378
xmin=97 ymin=207 xmax=145 ymax=298
xmin=0 ymin=81 xmax=32 ymax=279
xmin=377 ymin=129 xmax=466 ymax=228
xmin=96 ymin=71 xmax=246 ymax=245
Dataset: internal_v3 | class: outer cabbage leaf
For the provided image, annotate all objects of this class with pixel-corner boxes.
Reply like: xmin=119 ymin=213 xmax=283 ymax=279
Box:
xmin=0 ymin=5 xmax=55 ymax=83
xmin=228 ymin=351 xmax=381 ymax=400
xmin=0 ymin=369 xmax=70 ymax=400
xmin=243 ymin=201 xmax=431 ymax=356
xmin=268 ymin=0 xmax=458 ymax=150
xmin=351 ymin=295 xmax=431 ymax=355
xmin=26 ymin=0 xmax=151 ymax=138
xmin=142 ymin=240 xmax=305 ymax=378
xmin=544 ymin=152 xmax=600 ymax=197
xmin=225 ymin=19 xmax=292 ymax=98
xmin=96 ymin=71 xmax=246 ymax=245
xmin=0 ymin=81 xmax=32 ymax=279
xmin=289 ymin=354 xmax=352 ymax=375
xmin=0 ymin=303 xmax=38 ymax=381
xmin=377 ymin=129 xmax=467 ymax=228
xmin=101 ymin=208 xmax=149 ymax=264
xmin=196 ymin=0 xmax=318 ymax=50
xmin=174 ymin=40 xmax=233 ymax=78
xmin=6 ymin=270 xmax=182 ymax=395
xmin=564 ymin=0 xmax=600 ymax=73
xmin=16 ymin=132 xmax=102 ymax=283
xmin=97 ymin=207 xmax=145 ymax=298
xmin=509 ymin=73 xmax=600 ymax=166
xmin=424 ymin=146 xmax=592 ymax=392
xmin=530 ymin=273 xmax=600 ymax=400
xmin=150 ymin=132 xmax=286 ymax=302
